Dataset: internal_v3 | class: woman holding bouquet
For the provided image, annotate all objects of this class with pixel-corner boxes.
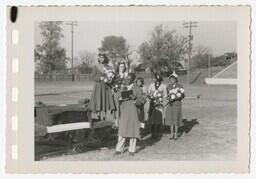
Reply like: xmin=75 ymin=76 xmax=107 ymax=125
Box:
xmin=165 ymin=71 xmax=185 ymax=140
xmin=89 ymin=52 xmax=116 ymax=121
xmin=147 ymin=73 xmax=167 ymax=140
xmin=115 ymin=73 xmax=145 ymax=155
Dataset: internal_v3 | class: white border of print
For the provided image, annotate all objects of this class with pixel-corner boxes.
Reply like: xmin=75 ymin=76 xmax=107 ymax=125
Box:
xmin=1 ymin=0 xmax=256 ymax=178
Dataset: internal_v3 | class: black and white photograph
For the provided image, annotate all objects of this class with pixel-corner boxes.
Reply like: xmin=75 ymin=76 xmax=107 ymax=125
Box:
xmin=34 ymin=20 xmax=238 ymax=161
xmin=4 ymin=6 xmax=250 ymax=173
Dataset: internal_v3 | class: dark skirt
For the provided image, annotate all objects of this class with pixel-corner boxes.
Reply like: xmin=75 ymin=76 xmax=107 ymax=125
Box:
xmin=90 ymin=81 xmax=116 ymax=113
xmin=137 ymin=105 xmax=145 ymax=123
xmin=148 ymin=102 xmax=164 ymax=125
xmin=118 ymin=100 xmax=140 ymax=138
xmin=165 ymin=101 xmax=182 ymax=127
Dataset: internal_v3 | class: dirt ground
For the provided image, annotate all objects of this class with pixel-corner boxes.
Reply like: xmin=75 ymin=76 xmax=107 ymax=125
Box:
xmin=35 ymin=80 xmax=237 ymax=161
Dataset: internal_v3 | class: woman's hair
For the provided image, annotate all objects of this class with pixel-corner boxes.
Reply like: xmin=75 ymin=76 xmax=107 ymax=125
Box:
xmin=128 ymin=73 xmax=136 ymax=82
xmin=115 ymin=61 xmax=127 ymax=73
xmin=169 ymin=75 xmax=178 ymax=82
xmin=152 ymin=72 xmax=163 ymax=82
xmin=136 ymin=77 xmax=144 ymax=85
xmin=98 ymin=53 xmax=109 ymax=64
xmin=169 ymin=71 xmax=178 ymax=82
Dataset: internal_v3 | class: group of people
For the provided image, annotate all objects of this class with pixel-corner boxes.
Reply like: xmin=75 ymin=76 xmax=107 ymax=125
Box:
xmin=89 ymin=53 xmax=185 ymax=156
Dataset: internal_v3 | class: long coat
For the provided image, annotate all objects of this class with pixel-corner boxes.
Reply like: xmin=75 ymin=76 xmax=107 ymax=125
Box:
xmin=118 ymin=84 xmax=145 ymax=138
xmin=147 ymin=82 xmax=167 ymax=125
xmin=89 ymin=65 xmax=116 ymax=113
xmin=113 ymin=72 xmax=128 ymax=120
xmin=165 ymin=83 xmax=184 ymax=127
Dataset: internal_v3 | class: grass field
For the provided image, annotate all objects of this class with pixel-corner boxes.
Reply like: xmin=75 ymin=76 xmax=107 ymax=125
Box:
xmin=35 ymin=76 xmax=237 ymax=161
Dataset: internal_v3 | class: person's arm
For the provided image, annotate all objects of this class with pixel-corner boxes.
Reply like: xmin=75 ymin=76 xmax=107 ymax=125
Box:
xmin=179 ymin=84 xmax=185 ymax=99
xmin=129 ymin=86 xmax=137 ymax=101
xmin=147 ymin=83 xmax=153 ymax=98
xmin=91 ymin=66 xmax=103 ymax=82
xmin=163 ymin=84 xmax=169 ymax=105
xmin=163 ymin=84 xmax=168 ymax=99
xmin=133 ymin=87 xmax=146 ymax=106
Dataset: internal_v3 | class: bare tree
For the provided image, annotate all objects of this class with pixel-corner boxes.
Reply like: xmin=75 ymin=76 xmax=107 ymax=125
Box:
xmin=77 ymin=51 xmax=97 ymax=66
xmin=191 ymin=46 xmax=212 ymax=68
xmin=193 ymin=45 xmax=211 ymax=56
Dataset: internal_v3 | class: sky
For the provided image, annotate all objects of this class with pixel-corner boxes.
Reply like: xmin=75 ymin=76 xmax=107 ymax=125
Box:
xmin=35 ymin=21 xmax=236 ymax=65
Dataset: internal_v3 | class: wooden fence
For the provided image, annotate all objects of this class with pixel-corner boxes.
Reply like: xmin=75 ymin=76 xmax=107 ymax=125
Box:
xmin=35 ymin=74 xmax=93 ymax=81
xmin=35 ymin=72 xmax=152 ymax=81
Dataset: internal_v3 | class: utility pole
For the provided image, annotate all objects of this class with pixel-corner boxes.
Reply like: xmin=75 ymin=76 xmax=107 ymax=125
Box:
xmin=183 ymin=21 xmax=198 ymax=87
xmin=66 ymin=21 xmax=78 ymax=81
xmin=208 ymin=55 xmax=211 ymax=78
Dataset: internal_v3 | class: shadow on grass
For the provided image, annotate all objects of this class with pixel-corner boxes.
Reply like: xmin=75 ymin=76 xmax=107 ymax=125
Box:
xmin=36 ymin=119 xmax=200 ymax=160
xmin=179 ymin=118 xmax=199 ymax=135
xmin=137 ymin=118 xmax=199 ymax=153
xmin=160 ymin=119 xmax=199 ymax=136
xmin=136 ymin=124 xmax=163 ymax=153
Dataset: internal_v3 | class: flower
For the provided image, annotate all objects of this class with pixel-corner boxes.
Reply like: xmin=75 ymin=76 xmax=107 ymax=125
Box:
xmin=153 ymin=91 xmax=158 ymax=97
xmin=157 ymin=93 xmax=162 ymax=97
xmin=170 ymin=94 xmax=176 ymax=100
xmin=173 ymin=88 xmax=178 ymax=93
xmin=179 ymin=88 xmax=185 ymax=93
xmin=167 ymin=87 xmax=184 ymax=103
xmin=102 ymin=67 xmax=116 ymax=85
xmin=150 ymin=90 xmax=164 ymax=106
xmin=107 ymin=72 xmax=115 ymax=79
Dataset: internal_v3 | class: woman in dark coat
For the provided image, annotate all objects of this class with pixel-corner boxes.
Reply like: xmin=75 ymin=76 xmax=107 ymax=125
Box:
xmin=135 ymin=77 xmax=147 ymax=125
xmin=165 ymin=72 xmax=185 ymax=140
xmin=89 ymin=53 xmax=116 ymax=120
xmin=147 ymin=73 xmax=167 ymax=140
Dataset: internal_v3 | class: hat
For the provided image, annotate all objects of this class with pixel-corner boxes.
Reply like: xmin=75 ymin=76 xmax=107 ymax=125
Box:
xmin=169 ymin=71 xmax=178 ymax=79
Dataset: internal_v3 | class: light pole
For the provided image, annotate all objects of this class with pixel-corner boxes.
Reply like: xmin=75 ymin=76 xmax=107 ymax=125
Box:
xmin=66 ymin=21 xmax=78 ymax=81
xmin=208 ymin=55 xmax=211 ymax=78
xmin=183 ymin=21 xmax=198 ymax=87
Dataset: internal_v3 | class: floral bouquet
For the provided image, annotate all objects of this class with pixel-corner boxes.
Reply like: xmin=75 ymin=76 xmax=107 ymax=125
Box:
xmin=112 ymin=76 xmax=125 ymax=92
xmin=101 ymin=67 xmax=116 ymax=85
xmin=148 ymin=90 xmax=164 ymax=107
xmin=167 ymin=87 xmax=185 ymax=102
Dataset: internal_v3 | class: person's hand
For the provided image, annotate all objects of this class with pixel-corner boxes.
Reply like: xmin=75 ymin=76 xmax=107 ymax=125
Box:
xmin=129 ymin=94 xmax=136 ymax=100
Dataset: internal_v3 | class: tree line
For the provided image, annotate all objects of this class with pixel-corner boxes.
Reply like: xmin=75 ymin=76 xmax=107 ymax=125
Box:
xmin=35 ymin=22 xmax=236 ymax=75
